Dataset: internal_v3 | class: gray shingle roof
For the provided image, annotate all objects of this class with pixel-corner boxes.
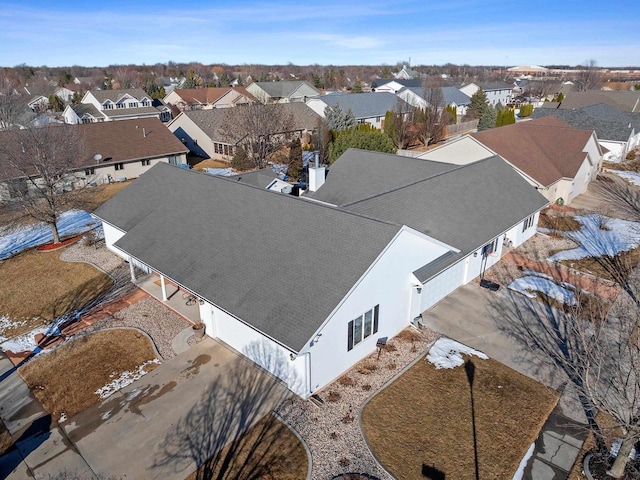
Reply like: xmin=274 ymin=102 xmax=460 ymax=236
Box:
xmin=250 ymin=81 xmax=320 ymax=99
xmin=88 ymin=88 xmax=151 ymax=103
xmin=307 ymin=149 xmax=456 ymax=206
xmin=402 ymin=87 xmax=471 ymax=106
xmin=94 ymin=163 xmax=400 ymax=352
xmin=343 ymin=155 xmax=549 ymax=256
xmin=101 ymin=106 xmax=161 ymax=119
xmin=558 ymin=90 xmax=640 ymax=113
xmin=320 ymin=92 xmax=411 ymax=119
xmin=531 ymin=103 xmax=640 ymax=142
xmin=70 ymin=103 xmax=103 ymax=118
xmin=477 ymin=81 xmax=513 ymax=91
xmin=228 ymin=169 xmax=279 ymax=188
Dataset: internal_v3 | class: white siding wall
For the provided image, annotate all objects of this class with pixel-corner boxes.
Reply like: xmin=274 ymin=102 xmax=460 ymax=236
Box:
xmin=167 ymin=114 xmax=217 ymax=159
xmin=420 ymin=261 xmax=466 ymax=311
xmin=569 ymin=157 xmax=593 ymax=202
xmin=199 ymin=304 xmax=309 ymax=397
xmin=305 ymin=229 xmax=453 ymax=392
xmin=101 ymin=222 xmax=149 ymax=272
xmin=601 ymin=141 xmax=626 ymax=162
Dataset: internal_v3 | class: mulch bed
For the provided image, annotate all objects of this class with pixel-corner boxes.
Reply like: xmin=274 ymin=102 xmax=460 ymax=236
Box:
xmin=36 ymin=235 xmax=81 ymax=251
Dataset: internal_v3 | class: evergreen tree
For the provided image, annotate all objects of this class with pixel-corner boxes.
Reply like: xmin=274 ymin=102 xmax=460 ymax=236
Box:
xmin=445 ymin=104 xmax=457 ymax=124
xmin=328 ymin=125 xmax=396 ymax=163
xmin=495 ymin=108 xmax=504 ymax=127
xmin=467 ymin=88 xmax=488 ymax=119
xmin=324 ymin=103 xmax=356 ymax=131
xmin=383 ymin=110 xmax=397 ymax=143
xmin=352 ymin=79 xmax=363 ymax=93
xmin=287 ymin=138 xmax=303 ymax=180
xmin=478 ymin=104 xmax=497 ymax=131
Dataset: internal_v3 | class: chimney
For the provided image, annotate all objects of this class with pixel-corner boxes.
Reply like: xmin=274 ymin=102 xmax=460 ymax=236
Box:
xmin=308 ymin=151 xmax=325 ymax=192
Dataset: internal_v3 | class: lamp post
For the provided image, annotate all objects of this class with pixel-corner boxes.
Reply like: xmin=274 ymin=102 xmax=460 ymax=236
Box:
xmin=465 ymin=359 xmax=480 ymax=480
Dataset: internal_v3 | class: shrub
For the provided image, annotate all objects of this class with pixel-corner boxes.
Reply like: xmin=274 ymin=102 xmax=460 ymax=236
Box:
xmin=338 ymin=375 xmax=355 ymax=387
xmin=327 ymin=390 xmax=341 ymax=402
xmin=361 ymin=384 xmax=372 ymax=392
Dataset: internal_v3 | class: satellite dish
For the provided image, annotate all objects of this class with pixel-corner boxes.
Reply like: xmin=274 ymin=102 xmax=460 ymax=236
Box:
xmin=93 ymin=154 xmax=102 ymax=162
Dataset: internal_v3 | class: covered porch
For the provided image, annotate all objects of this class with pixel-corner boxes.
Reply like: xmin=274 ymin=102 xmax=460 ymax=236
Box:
xmin=134 ymin=271 xmax=202 ymax=324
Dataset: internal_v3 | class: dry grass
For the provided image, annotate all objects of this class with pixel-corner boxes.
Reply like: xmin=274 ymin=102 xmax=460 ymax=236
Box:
xmin=603 ymin=157 xmax=640 ymax=172
xmin=71 ymin=182 xmax=131 ymax=212
xmin=558 ymin=246 xmax=640 ymax=282
xmin=362 ymin=356 xmax=559 ymax=480
xmin=0 ymin=249 xmax=113 ymax=339
xmin=185 ymin=416 xmax=308 ymax=480
xmin=19 ymin=329 xmax=159 ymax=421
xmin=0 ymin=417 xmax=12 ymax=456
xmin=538 ymin=212 xmax=583 ymax=232
xmin=191 ymin=158 xmax=231 ymax=171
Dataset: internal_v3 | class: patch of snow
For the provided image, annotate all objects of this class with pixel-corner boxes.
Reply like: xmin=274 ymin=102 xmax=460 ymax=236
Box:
xmin=0 ymin=209 xmax=102 ymax=261
xmin=95 ymin=359 xmax=160 ymax=399
xmin=512 ymin=442 xmax=536 ymax=480
xmin=58 ymin=412 xmax=67 ymax=423
xmin=508 ymin=276 xmax=577 ymax=306
xmin=549 ymin=214 xmax=640 ymax=262
xmin=0 ymin=322 xmax=60 ymax=353
xmin=523 ymin=269 xmax=554 ymax=280
xmin=0 ymin=315 xmax=28 ymax=342
xmin=100 ymin=410 xmax=112 ymax=420
xmin=427 ymin=338 xmax=488 ymax=369
xmin=606 ymin=169 xmax=640 ymax=186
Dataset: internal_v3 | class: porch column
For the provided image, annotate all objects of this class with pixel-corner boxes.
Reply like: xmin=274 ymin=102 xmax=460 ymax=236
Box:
xmin=129 ymin=257 xmax=136 ymax=282
xmin=160 ymin=274 xmax=168 ymax=301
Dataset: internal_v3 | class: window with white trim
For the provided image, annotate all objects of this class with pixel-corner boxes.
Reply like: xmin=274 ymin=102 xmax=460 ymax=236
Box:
xmin=114 ymin=163 xmax=124 ymax=171
xmin=347 ymin=305 xmax=379 ymax=351
xmin=522 ymin=215 xmax=535 ymax=232
xmin=141 ymin=159 xmax=150 ymax=166
xmin=85 ymin=167 xmax=95 ymax=176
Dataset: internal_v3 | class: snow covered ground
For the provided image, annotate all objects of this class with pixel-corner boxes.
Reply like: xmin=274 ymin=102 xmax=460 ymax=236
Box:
xmin=606 ymin=169 xmax=640 ymax=186
xmin=426 ymin=338 xmax=488 ymax=369
xmin=549 ymin=214 xmax=640 ymax=262
xmin=0 ymin=209 xmax=102 ymax=261
xmin=95 ymin=359 xmax=160 ymax=399
xmin=508 ymin=275 xmax=577 ymax=306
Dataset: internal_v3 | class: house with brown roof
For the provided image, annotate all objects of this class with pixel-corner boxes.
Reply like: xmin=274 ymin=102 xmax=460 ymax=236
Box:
xmin=167 ymin=102 xmax=323 ymax=160
xmin=418 ymin=116 xmax=603 ymax=205
xmin=0 ymin=118 xmax=189 ymax=201
xmin=557 ymin=90 xmax=640 ymax=113
xmin=163 ymin=87 xmax=255 ymax=111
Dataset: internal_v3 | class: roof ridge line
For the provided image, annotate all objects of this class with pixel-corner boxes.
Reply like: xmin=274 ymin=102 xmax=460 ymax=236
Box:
xmin=342 ymin=156 xmax=497 ymax=208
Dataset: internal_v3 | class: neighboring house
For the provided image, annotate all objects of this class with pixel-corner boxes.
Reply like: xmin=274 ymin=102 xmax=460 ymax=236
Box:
xmin=94 ymin=149 xmax=548 ymax=397
xmin=0 ymin=117 xmax=189 ymax=201
xmin=306 ymin=92 xmax=411 ymax=129
xmin=246 ymin=81 xmax=321 ymax=103
xmin=556 ymin=90 xmax=640 ymax=113
xmin=419 ymin=116 xmax=603 ymax=205
xmin=370 ymin=78 xmax=422 ymax=93
xmin=530 ymin=103 xmax=640 ymax=162
xmin=460 ymin=81 xmax=513 ymax=107
xmin=396 ymin=86 xmax=471 ymax=117
xmin=167 ymin=102 xmax=322 ymax=160
xmin=25 ymin=94 xmax=49 ymax=112
xmin=163 ymin=87 xmax=255 ymax=111
xmin=393 ymin=65 xmax=419 ymax=80
xmin=63 ymin=88 xmax=165 ymax=124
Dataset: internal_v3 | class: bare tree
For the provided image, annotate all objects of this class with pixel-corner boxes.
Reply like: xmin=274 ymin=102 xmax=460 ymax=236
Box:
xmin=0 ymin=124 xmax=86 ymax=243
xmin=221 ymin=104 xmax=295 ymax=169
xmin=384 ymin=98 xmax=414 ymax=149
xmin=416 ymin=79 xmax=447 ymax=146
xmin=0 ymin=70 xmax=34 ymax=130
xmin=575 ymin=59 xmax=602 ymax=92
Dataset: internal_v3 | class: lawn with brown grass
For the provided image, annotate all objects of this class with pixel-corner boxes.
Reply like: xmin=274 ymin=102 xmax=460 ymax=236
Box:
xmin=71 ymin=182 xmax=131 ymax=212
xmin=538 ymin=212 xmax=583 ymax=232
xmin=0 ymin=249 xmax=113 ymax=339
xmin=362 ymin=356 xmax=559 ymax=480
xmin=19 ymin=329 xmax=159 ymax=421
xmin=191 ymin=158 xmax=231 ymax=172
xmin=0 ymin=417 xmax=12 ymax=456
xmin=558 ymin=246 xmax=640 ymax=282
xmin=185 ymin=416 xmax=308 ymax=480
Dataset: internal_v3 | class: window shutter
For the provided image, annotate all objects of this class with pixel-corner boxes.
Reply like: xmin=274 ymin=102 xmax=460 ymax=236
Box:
xmin=373 ymin=305 xmax=379 ymax=334
xmin=347 ymin=320 xmax=354 ymax=351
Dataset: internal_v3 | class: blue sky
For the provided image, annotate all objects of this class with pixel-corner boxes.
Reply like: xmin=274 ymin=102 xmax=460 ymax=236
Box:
xmin=0 ymin=0 xmax=637 ymax=68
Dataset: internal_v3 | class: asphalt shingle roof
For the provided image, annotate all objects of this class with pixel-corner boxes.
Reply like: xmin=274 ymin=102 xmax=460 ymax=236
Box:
xmin=471 ymin=116 xmax=596 ymax=187
xmin=320 ymin=92 xmax=411 ymax=119
xmin=88 ymin=88 xmax=151 ymax=103
xmin=307 ymin=149 xmax=456 ymax=206
xmin=95 ymin=164 xmax=400 ymax=352
xmin=558 ymin=90 xmax=640 ymax=113
xmin=531 ymin=103 xmax=640 ymax=142
xmin=402 ymin=86 xmax=471 ymax=106
xmin=476 ymin=81 xmax=513 ymax=91
xmin=168 ymin=87 xmax=255 ymax=105
xmin=250 ymin=81 xmax=320 ymax=99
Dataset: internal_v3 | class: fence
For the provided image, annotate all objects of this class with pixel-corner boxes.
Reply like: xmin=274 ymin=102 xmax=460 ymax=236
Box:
xmin=444 ymin=119 xmax=479 ymax=137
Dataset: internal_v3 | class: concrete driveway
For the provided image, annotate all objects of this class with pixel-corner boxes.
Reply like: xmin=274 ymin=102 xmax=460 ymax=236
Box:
xmin=63 ymin=338 xmax=289 ymax=479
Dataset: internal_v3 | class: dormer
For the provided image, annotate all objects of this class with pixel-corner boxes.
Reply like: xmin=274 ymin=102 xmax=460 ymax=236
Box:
xmin=103 ymin=100 xmax=114 ymax=110
xmin=140 ymin=97 xmax=152 ymax=107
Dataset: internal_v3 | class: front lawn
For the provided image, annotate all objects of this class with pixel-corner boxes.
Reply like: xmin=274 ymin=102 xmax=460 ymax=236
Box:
xmin=0 ymin=418 xmax=11 ymax=456
xmin=19 ymin=329 xmax=159 ymax=421
xmin=362 ymin=342 xmax=558 ymax=479
xmin=185 ymin=416 xmax=308 ymax=480
xmin=0 ymin=249 xmax=113 ymax=340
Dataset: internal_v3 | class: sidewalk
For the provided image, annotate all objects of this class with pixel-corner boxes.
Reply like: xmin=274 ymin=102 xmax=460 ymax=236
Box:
xmin=0 ymin=351 xmax=93 ymax=479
